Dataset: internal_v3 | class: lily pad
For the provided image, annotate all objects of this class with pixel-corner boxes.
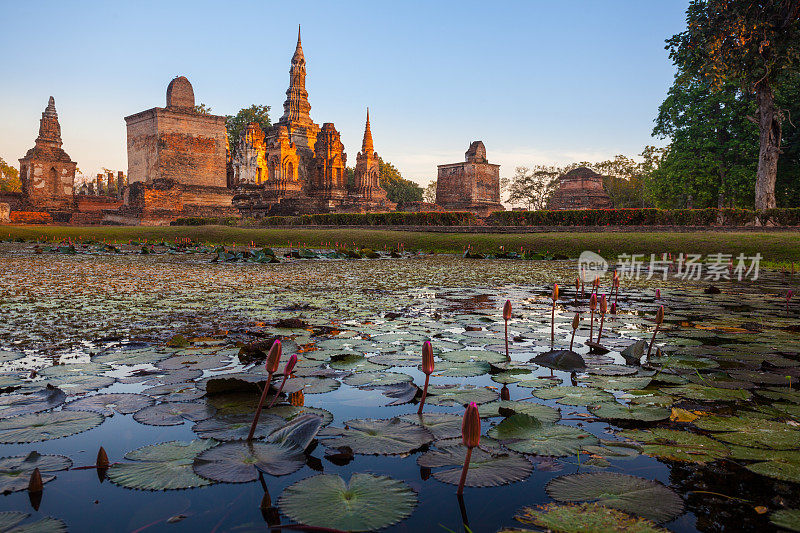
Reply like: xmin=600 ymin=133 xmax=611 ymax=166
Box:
xmin=488 ymin=414 xmax=597 ymax=456
xmin=589 ymin=402 xmax=670 ymax=422
xmin=0 ymin=411 xmax=104 ymax=443
xmin=64 ymin=393 xmax=154 ymax=416
xmin=40 ymin=374 xmax=115 ymax=395
xmin=398 ymin=412 xmax=463 ymax=439
xmin=108 ymin=439 xmax=216 ymax=490
xmin=618 ymin=428 xmax=729 ymax=463
xmin=580 ymin=375 xmax=652 ymax=391
xmin=478 ymin=400 xmax=561 ymax=423
xmin=193 ymin=414 xmax=324 ymax=481
xmin=428 ymin=361 xmax=491 ymax=377
xmin=278 ymin=473 xmax=417 ymax=532
xmin=343 ymin=372 xmax=412 ymax=387
xmin=546 ymin=472 xmax=683 ymax=523
xmin=693 ymin=415 xmax=800 ymax=450
xmin=439 ymin=349 xmax=507 ymax=364
xmin=771 ymin=509 xmax=800 ymax=531
xmin=133 ymin=402 xmax=215 ymax=426
xmin=660 ymin=384 xmax=751 ymax=402
xmin=320 ymin=418 xmax=433 ymax=455
xmin=0 ymin=452 xmax=72 ymax=493
xmin=192 ymin=414 xmax=285 ymax=441
xmin=425 ymin=385 xmax=499 ymax=406
xmin=532 ymin=350 xmax=586 ymax=372
xmin=533 ymin=386 xmax=614 ymax=406
xmin=513 ymin=502 xmax=670 ymax=533
xmin=0 ymin=386 xmax=66 ymax=418
xmin=417 ymin=446 xmax=533 ymax=487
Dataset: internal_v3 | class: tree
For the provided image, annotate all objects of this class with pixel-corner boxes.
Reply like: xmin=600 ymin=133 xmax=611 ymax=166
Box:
xmin=667 ymin=0 xmax=800 ymax=210
xmin=0 ymin=157 xmax=21 ymax=193
xmin=226 ymin=105 xmax=271 ymax=157
xmin=507 ymin=166 xmax=561 ymax=210
xmin=378 ymin=158 xmax=423 ymax=204
xmin=423 ymin=181 xmax=437 ymax=203
xmin=194 ymin=103 xmax=212 ymax=115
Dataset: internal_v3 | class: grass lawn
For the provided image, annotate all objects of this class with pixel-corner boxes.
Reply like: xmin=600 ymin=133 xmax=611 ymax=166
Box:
xmin=2 ymin=225 xmax=800 ymax=265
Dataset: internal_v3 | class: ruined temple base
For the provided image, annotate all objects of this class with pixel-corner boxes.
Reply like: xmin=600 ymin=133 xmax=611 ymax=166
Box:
xmin=437 ymin=201 xmax=505 ymax=218
xmin=233 ymin=186 xmax=397 ymax=217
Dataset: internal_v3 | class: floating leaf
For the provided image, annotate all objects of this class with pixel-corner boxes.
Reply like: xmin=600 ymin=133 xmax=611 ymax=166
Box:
xmin=417 ymin=446 xmax=532 ymax=487
xmin=193 ymin=415 xmax=323 ymax=481
xmin=429 ymin=361 xmax=491 ymax=377
xmin=0 ymin=452 xmax=71 ymax=493
xmin=532 ymin=350 xmax=586 ymax=372
xmin=478 ymin=400 xmax=561 ymax=423
xmin=40 ymin=374 xmax=115 ymax=395
xmin=321 ymin=418 xmax=433 ymax=455
xmin=580 ymin=375 xmax=652 ymax=391
xmin=64 ymin=393 xmax=154 ymax=416
xmin=142 ymin=383 xmax=205 ymax=402
xmin=589 ymin=402 xmax=670 ymax=422
xmin=771 ymin=509 xmax=800 ymax=532
xmin=108 ymin=440 xmax=216 ymax=490
xmin=39 ymin=363 xmax=111 ymax=378
xmin=94 ymin=348 xmax=169 ymax=365
xmin=618 ymin=428 xmax=729 ymax=464
xmin=513 ymin=502 xmax=670 ymax=533
xmin=157 ymin=354 xmax=230 ymax=371
xmin=398 ymin=412 xmax=463 ymax=439
xmin=133 ymin=402 xmax=215 ymax=426
xmin=192 ymin=414 xmax=285 ymax=441
xmin=0 ymin=411 xmax=103 ymax=443
xmin=278 ymin=473 xmax=417 ymax=532
xmin=533 ymin=386 xmax=614 ymax=406
xmin=693 ymin=415 xmax=800 ymax=449
xmin=0 ymin=386 xmax=66 ymax=418
xmin=660 ymin=384 xmax=751 ymax=402
xmin=546 ymin=472 xmax=683 ymax=523
xmin=488 ymin=414 xmax=597 ymax=456
xmin=343 ymin=372 xmax=412 ymax=387
xmin=425 ymin=385 xmax=499 ymax=406
xmin=439 ymin=349 xmax=507 ymax=364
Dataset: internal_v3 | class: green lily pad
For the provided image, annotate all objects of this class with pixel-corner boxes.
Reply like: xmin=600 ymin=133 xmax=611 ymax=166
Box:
xmin=0 ymin=411 xmax=104 ymax=443
xmin=193 ymin=414 xmax=324 ymax=481
xmin=580 ymin=375 xmax=653 ymax=391
xmin=693 ymin=415 xmax=800 ymax=449
xmin=661 ymin=385 xmax=751 ymax=402
xmin=63 ymin=393 xmax=154 ymax=416
xmin=533 ymin=386 xmax=614 ymax=406
xmin=478 ymin=400 xmax=561 ymax=423
xmin=513 ymin=502 xmax=670 ymax=533
xmin=771 ymin=509 xmax=800 ymax=531
xmin=425 ymin=385 xmax=499 ymax=406
xmin=0 ymin=514 xmax=67 ymax=532
xmin=588 ymin=402 xmax=670 ymax=422
xmin=0 ymin=386 xmax=66 ymax=418
xmin=0 ymin=452 xmax=72 ymax=493
xmin=546 ymin=472 xmax=684 ymax=523
xmin=488 ymin=414 xmax=598 ymax=456
xmin=428 ymin=361 xmax=491 ymax=377
xmin=343 ymin=372 xmax=413 ymax=387
xmin=192 ymin=413 xmax=286 ymax=441
xmin=278 ymin=473 xmax=417 ymax=532
xmin=618 ymin=428 xmax=729 ymax=463
xmin=108 ymin=439 xmax=216 ymax=490
xmin=439 ymin=349 xmax=507 ymax=364
xmin=39 ymin=363 xmax=111 ymax=378
xmin=94 ymin=348 xmax=169 ymax=365
xmin=398 ymin=412 xmax=463 ymax=439
xmin=157 ymin=354 xmax=230 ymax=371
xmin=320 ymin=418 xmax=433 ymax=455
xmin=40 ymin=374 xmax=115 ymax=395
xmin=133 ymin=402 xmax=215 ymax=426
xmin=142 ymin=383 xmax=205 ymax=402
xmin=417 ymin=446 xmax=533 ymax=487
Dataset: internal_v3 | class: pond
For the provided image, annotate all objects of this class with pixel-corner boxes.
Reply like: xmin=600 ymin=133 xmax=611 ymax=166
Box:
xmin=0 ymin=242 xmax=798 ymax=532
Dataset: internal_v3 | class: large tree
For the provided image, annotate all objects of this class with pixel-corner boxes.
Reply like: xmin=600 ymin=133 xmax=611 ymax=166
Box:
xmin=0 ymin=157 xmax=21 ymax=193
xmin=378 ymin=158 xmax=423 ymax=204
xmin=226 ymin=105 xmax=271 ymax=157
xmin=507 ymin=166 xmax=561 ymax=210
xmin=667 ymin=0 xmax=800 ymax=210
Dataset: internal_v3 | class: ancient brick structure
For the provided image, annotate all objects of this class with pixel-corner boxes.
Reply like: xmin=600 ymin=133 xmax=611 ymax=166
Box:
xmin=123 ymin=76 xmax=237 ymax=223
xmin=546 ymin=167 xmax=613 ymax=210
xmin=232 ymin=29 xmax=393 ymax=216
xmin=436 ymin=141 xmax=504 ymax=216
xmin=18 ymin=97 xmax=77 ymax=214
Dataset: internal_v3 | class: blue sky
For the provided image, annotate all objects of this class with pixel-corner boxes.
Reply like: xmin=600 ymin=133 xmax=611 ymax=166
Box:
xmin=0 ymin=0 xmax=689 ymax=186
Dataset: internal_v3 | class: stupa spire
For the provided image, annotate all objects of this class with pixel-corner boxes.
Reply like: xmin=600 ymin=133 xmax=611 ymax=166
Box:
xmin=36 ymin=96 xmax=62 ymax=147
xmin=361 ymin=108 xmax=374 ymax=154
xmin=280 ymin=25 xmax=313 ymax=126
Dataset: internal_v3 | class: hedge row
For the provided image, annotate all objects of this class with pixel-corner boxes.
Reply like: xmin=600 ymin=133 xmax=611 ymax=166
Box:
xmin=175 ymin=211 xmax=477 ymax=227
xmin=487 ymin=208 xmax=800 ymax=226
xmin=9 ymin=211 xmax=53 ymax=224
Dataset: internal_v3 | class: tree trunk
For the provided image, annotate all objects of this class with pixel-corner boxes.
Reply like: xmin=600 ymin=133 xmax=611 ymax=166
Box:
xmin=754 ymin=86 xmax=782 ymax=210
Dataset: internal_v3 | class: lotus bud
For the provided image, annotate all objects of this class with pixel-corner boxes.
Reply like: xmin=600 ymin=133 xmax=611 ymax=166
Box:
xmin=500 ymin=385 xmax=510 ymax=401
xmin=571 ymin=313 xmax=580 ymax=330
xmin=611 ymin=302 xmax=617 ymax=314
xmin=590 ymin=293 xmax=597 ymax=310
xmin=422 ymin=341 xmax=434 ymax=375
xmin=575 ymin=277 xmax=580 ymax=292
xmin=503 ymin=300 xmax=512 ymax=321
xmin=552 ymin=283 xmax=559 ymax=301
xmin=265 ymin=339 xmax=282 ymax=374
xmin=96 ymin=447 xmax=109 ymax=468
xmin=656 ymin=306 xmax=664 ymax=325
xmin=283 ymin=354 xmax=298 ymax=376
xmin=655 ymin=288 xmax=661 ymax=299
xmin=600 ymin=294 xmax=607 ymax=314
xmin=461 ymin=402 xmax=481 ymax=449
xmin=28 ymin=468 xmax=43 ymax=493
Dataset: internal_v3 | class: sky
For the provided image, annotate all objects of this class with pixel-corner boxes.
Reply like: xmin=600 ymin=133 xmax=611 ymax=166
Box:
xmin=0 ymin=0 xmax=689 ymax=187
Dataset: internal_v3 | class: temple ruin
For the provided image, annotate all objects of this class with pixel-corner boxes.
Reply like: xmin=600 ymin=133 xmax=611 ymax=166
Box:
xmin=436 ymin=141 xmax=504 ymax=216
xmin=18 ymin=97 xmax=77 ymax=218
xmin=546 ymin=167 xmax=613 ymax=210
xmin=232 ymin=28 xmax=394 ymax=216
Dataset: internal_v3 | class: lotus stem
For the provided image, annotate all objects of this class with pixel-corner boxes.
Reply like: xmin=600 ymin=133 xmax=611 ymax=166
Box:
xmin=646 ymin=306 xmax=664 ymax=359
xmin=457 ymin=402 xmax=480 ymax=495
xmin=597 ymin=294 xmax=607 ymax=343
xmin=457 ymin=447 xmax=473 ymax=496
xmin=550 ymin=284 xmax=559 ymax=349
xmin=269 ymin=354 xmax=298 ymax=409
xmin=417 ymin=374 xmax=431 ymax=414
xmin=247 ymin=372 xmax=273 ymax=441
xmin=418 ymin=341 xmax=435 ymax=414
xmin=503 ymin=299 xmax=512 ymax=361
xmin=570 ymin=313 xmax=579 ymax=351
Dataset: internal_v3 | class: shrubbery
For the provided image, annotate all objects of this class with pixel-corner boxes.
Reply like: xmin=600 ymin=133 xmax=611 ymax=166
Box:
xmin=171 ymin=216 xmax=239 ymax=226
xmin=9 ymin=211 xmax=53 ymax=224
xmin=488 ymin=208 xmax=800 ymax=226
xmin=173 ymin=212 xmax=476 ymax=227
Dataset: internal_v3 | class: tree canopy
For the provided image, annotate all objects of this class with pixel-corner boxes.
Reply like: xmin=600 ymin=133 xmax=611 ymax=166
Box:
xmin=226 ymin=105 xmax=271 ymax=156
xmin=0 ymin=157 xmax=21 ymax=193
xmin=378 ymin=158 xmax=423 ymax=204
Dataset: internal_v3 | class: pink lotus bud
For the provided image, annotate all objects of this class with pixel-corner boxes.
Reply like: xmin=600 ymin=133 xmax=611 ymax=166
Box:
xmin=611 ymin=302 xmax=617 ymax=314
xmin=575 ymin=277 xmax=580 ymax=291
xmin=600 ymin=293 xmax=607 ymax=314
xmin=552 ymin=283 xmax=559 ymax=301
xmin=265 ymin=340 xmax=282 ymax=373
xmin=590 ymin=293 xmax=597 ymax=310
xmin=461 ymin=402 xmax=481 ymax=449
xmin=283 ymin=353 xmax=298 ymax=375
xmin=571 ymin=313 xmax=580 ymax=330
xmin=422 ymin=341 xmax=434 ymax=375
xmin=655 ymin=289 xmax=661 ymax=299
xmin=656 ymin=306 xmax=664 ymax=325
xmin=503 ymin=300 xmax=512 ymax=321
